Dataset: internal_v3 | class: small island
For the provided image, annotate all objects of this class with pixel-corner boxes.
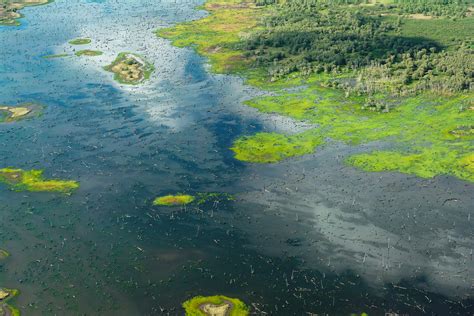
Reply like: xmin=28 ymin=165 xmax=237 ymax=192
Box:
xmin=42 ymin=53 xmax=69 ymax=59
xmin=182 ymin=295 xmax=249 ymax=316
xmin=153 ymin=194 xmax=195 ymax=206
xmin=104 ymin=52 xmax=154 ymax=85
xmin=0 ymin=168 xmax=79 ymax=193
xmin=75 ymin=49 xmax=103 ymax=57
xmin=0 ymin=103 xmax=41 ymax=123
xmin=0 ymin=0 xmax=52 ymax=26
xmin=68 ymin=38 xmax=92 ymax=45
xmin=0 ymin=288 xmax=20 ymax=316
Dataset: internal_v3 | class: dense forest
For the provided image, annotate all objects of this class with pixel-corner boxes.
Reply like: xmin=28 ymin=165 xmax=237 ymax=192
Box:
xmin=244 ymin=0 xmax=473 ymax=108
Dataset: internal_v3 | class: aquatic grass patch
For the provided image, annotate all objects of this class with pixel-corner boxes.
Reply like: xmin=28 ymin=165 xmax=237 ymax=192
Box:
xmin=0 ymin=249 xmax=9 ymax=260
xmin=182 ymin=295 xmax=249 ymax=315
xmin=68 ymin=38 xmax=92 ymax=45
xmin=153 ymin=194 xmax=195 ymax=206
xmin=75 ymin=50 xmax=103 ymax=57
xmin=0 ymin=168 xmax=79 ymax=193
xmin=42 ymin=53 xmax=70 ymax=59
xmin=231 ymin=130 xmax=324 ymax=163
xmin=0 ymin=287 xmax=20 ymax=316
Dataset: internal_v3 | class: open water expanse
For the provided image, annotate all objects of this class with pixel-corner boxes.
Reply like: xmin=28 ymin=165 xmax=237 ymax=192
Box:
xmin=0 ymin=0 xmax=473 ymax=314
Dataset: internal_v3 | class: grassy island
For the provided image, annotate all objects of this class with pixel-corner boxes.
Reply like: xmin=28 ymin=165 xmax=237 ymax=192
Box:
xmin=0 ymin=168 xmax=79 ymax=193
xmin=0 ymin=0 xmax=53 ymax=26
xmin=68 ymin=38 xmax=91 ymax=45
xmin=182 ymin=295 xmax=249 ymax=316
xmin=42 ymin=53 xmax=69 ymax=59
xmin=0 ymin=103 xmax=41 ymax=123
xmin=104 ymin=52 xmax=154 ymax=84
xmin=153 ymin=194 xmax=195 ymax=206
xmin=158 ymin=0 xmax=474 ymax=182
xmin=75 ymin=49 xmax=103 ymax=57
xmin=0 ymin=288 xmax=20 ymax=316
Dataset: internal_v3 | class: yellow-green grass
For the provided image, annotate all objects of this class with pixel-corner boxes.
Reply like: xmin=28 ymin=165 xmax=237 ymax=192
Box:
xmin=182 ymin=295 xmax=249 ymax=316
xmin=68 ymin=38 xmax=91 ymax=45
xmin=75 ymin=50 xmax=103 ymax=57
xmin=0 ymin=288 xmax=21 ymax=316
xmin=158 ymin=0 xmax=474 ymax=182
xmin=153 ymin=194 xmax=195 ymax=206
xmin=0 ymin=249 xmax=9 ymax=260
xmin=0 ymin=168 xmax=79 ymax=193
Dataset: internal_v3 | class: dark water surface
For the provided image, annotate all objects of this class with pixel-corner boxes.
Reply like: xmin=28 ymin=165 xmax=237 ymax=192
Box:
xmin=1 ymin=0 xmax=473 ymax=315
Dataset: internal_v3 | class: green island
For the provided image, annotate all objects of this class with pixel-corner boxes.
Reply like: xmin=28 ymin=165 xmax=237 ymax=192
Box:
xmin=153 ymin=193 xmax=234 ymax=206
xmin=75 ymin=49 xmax=103 ymax=57
xmin=0 ymin=168 xmax=79 ymax=193
xmin=0 ymin=288 xmax=20 ymax=316
xmin=182 ymin=295 xmax=249 ymax=316
xmin=42 ymin=53 xmax=69 ymax=59
xmin=158 ymin=0 xmax=474 ymax=182
xmin=0 ymin=0 xmax=53 ymax=26
xmin=68 ymin=38 xmax=91 ymax=45
xmin=104 ymin=52 xmax=154 ymax=85
xmin=0 ymin=103 xmax=42 ymax=123
xmin=153 ymin=194 xmax=195 ymax=206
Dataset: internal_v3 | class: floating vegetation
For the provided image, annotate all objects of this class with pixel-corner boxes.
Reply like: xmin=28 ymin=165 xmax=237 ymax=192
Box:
xmin=42 ymin=53 xmax=70 ymax=59
xmin=0 ymin=103 xmax=42 ymax=123
xmin=75 ymin=49 xmax=103 ymax=57
xmin=104 ymin=52 xmax=154 ymax=85
xmin=153 ymin=194 xmax=195 ymax=206
xmin=182 ymin=295 xmax=249 ymax=316
xmin=231 ymin=131 xmax=323 ymax=163
xmin=0 ymin=168 xmax=79 ymax=193
xmin=68 ymin=38 xmax=92 ymax=45
xmin=0 ymin=249 xmax=9 ymax=260
xmin=0 ymin=0 xmax=52 ymax=26
xmin=196 ymin=192 xmax=235 ymax=205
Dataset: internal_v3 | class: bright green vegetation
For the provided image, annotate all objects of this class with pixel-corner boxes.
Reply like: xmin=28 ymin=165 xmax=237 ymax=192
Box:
xmin=0 ymin=0 xmax=53 ymax=26
xmin=153 ymin=194 xmax=195 ymax=206
xmin=0 ymin=168 xmax=79 ymax=193
xmin=0 ymin=103 xmax=42 ymax=123
xmin=231 ymin=131 xmax=323 ymax=163
xmin=0 ymin=288 xmax=20 ymax=316
xmin=104 ymin=52 xmax=154 ymax=84
xmin=0 ymin=249 xmax=9 ymax=260
xmin=42 ymin=53 xmax=69 ymax=59
xmin=153 ymin=192 xmax=235 ymax=206
xmin=68 ymin=38 xmax=92 ymax=45
xmin=182 ymin=295 xmax=249 ymax=316
xmin=75 ymin=49 xmax=103 ymax=57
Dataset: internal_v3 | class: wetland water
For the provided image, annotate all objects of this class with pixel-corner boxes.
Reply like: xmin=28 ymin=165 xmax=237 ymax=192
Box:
xmin=0 ymin=0 xmax=473 ymax=314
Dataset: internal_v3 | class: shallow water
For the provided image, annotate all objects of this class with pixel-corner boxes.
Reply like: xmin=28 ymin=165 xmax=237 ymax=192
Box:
xmin=0 ymin=0 xmax=473 ymax=315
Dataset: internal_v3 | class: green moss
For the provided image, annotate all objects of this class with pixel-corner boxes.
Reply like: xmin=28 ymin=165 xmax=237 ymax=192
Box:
xmin=42 ymin=53 xmax=70 ymax=59
xmin=195 ymin=192 xmax=235 ymax=205
xmin=3 ymin=304 xmax=21 ymax=316
xmin=153 ymin=194 xmax=195 ymax=206
xmin=75 ymin=50 xmax=103 ymax=57
xmin=104 ymin=52 xmax=154 ymax=85
xmin=231 ymin=130 xmax=324 ymax=163
xmin=68 ymin=38 xmax=92 ymax=45
xmin=182 ymin=295 xmax=249 ymax=316
xmin=0 ymin=168 xmax=79 ymax=193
